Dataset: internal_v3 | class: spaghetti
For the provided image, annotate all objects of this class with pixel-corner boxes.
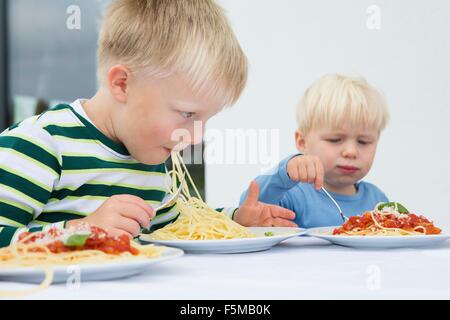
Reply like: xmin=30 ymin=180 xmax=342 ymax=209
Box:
xmin=148 ymin=152 xmax=256 ymax=240
xmin=0 ymin=224 xmax=163 ymax=297
xmin=332 ymin=202 xmax=442 ymax=236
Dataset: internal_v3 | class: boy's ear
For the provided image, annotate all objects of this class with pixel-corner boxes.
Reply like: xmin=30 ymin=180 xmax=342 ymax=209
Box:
xmin=107 ymin=65 xmax=131 ymax=103
xmin=295 ymin=130 xmax=306 ymax=153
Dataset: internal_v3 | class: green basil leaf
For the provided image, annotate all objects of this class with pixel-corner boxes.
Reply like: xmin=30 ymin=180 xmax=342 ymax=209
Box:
xmin=65 ymin=234 xmax=91 ymax=247
xmin=377 ymin=202 xmax=409 ymax=214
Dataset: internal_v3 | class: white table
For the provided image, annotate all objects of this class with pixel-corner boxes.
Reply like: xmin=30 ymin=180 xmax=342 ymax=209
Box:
xmin=3 ymin=236 xmax=450 ymax=300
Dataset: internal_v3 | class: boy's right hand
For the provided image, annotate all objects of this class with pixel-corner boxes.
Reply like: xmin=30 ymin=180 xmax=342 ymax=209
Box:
xmin=66 ymin=195 xmax=155 ymax=238
xmin=287 ymin=155 xmax=324 ymax=190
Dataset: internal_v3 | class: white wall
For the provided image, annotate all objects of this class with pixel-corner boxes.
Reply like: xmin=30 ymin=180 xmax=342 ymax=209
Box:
xmin=205 ymin=0 xmax=450 ymax=227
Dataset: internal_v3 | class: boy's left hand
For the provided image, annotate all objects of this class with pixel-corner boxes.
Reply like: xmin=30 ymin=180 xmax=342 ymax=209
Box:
xmin=234 ymin=181 xmax=298 ymax=227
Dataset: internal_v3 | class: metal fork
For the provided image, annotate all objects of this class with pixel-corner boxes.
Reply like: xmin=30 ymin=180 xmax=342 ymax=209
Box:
xmin=154 ymin=173 xmax=186 ymax=213
xmin=321 ymin=187 xmax=348 ymax=222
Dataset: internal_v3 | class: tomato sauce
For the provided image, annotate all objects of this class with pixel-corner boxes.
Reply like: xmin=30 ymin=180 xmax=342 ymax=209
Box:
xmin=19 ymin=226 xmax=139 ymax=255
xmin=333 ymin=212 xmax=441 ymax=235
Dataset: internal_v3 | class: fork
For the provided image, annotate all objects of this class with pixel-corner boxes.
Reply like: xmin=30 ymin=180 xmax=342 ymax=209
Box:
xmin=135 ymin=173 xmax=186 ymax=239
xmin=321 ymin=187 xmax=348 ymax=222
xmin=154 ymin=172 xmax=186 ymax=213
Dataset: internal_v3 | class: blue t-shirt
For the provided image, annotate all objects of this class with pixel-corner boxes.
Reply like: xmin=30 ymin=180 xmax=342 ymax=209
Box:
xmin=239 ymin=155 xmax=389 ymax=228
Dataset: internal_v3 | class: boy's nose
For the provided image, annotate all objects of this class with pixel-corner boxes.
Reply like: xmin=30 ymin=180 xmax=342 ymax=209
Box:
xmin=341 ymin=144 xmax=358 ymax=158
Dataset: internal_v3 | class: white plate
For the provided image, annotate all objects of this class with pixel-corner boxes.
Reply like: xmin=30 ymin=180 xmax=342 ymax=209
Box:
xmin=0 ymin=246 xmax=183 ymax=284
xmin=307 ymin=226 xmax=450 ymax=249
xmin=139 ymin=227 xmax=306 ymax=253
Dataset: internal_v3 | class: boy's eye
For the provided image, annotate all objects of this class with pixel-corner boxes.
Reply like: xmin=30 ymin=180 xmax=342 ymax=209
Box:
xmin=180 ymin=111 xmax=195 ymax=119
xmin=326 ymin=139 xmax=341 ymax=143
xmin=358 ymin=140 xmax=371 ymax=145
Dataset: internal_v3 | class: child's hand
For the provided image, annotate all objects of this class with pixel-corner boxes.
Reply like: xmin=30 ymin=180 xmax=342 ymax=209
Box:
xmin=287 ymin=155 xmax=324 ymax=190
xmin=66 ymin=195 xmax=155 ymax=238
xmin=235 ymin=181 xmax=298 ymax=227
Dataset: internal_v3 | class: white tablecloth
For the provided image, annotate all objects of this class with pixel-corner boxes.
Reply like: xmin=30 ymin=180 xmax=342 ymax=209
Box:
xmin=3 ymin=236 xmax=450 ymax=300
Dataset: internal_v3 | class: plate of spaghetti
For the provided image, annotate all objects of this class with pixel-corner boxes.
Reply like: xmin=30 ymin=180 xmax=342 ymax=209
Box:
xmin=307 ymin=202 xmax=449 ymax=248
xmin=140 ymin=226 xmax=306 ymax=253
xmin=139 ymin=153 xmax=306 ymax=253
xmin=0 ymin=224 xmax=183 ymax=297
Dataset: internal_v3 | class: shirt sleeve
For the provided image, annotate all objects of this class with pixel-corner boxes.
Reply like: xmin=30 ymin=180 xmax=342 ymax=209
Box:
xmin=216 ymin=207 xmax=239 ymax=220
xmin=239 ymin=154 xmax=300 ymax=207
xmin=0 ymin=123 xmax=64 ymax=247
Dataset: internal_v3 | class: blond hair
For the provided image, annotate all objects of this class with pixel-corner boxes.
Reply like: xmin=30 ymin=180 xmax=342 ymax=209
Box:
xmin=97 ymin=0 xmax=248 ymax=106
xmin=297 ymin=74 xmax=390 ymax=134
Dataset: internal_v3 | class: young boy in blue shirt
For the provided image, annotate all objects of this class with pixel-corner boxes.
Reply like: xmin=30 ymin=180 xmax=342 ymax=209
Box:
xmin=240 ymin=74 xmax=390 ymax=228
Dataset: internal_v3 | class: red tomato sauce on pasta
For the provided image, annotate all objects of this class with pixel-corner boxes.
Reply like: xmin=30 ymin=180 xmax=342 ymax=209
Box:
xmin=18 ymin=226 xmax=139 ymax=255
xmin=333 ymin=212 xmax=441 ymax=235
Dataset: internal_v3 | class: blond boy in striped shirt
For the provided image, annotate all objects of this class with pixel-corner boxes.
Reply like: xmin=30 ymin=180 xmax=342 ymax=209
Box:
xmin=0 ymin=0 xmax=296 ymax=247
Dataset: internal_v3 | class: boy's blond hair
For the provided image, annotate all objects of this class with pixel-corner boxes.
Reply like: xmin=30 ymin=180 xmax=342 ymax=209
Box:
xmin=97 ymin=0 xmax=247 ymax=106
xmin=297 ymin=74 xmax=390 ymax=134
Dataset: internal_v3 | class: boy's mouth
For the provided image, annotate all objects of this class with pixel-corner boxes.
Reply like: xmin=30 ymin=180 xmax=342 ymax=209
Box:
xmin=336 ymin=165 xmax=359 ymax=174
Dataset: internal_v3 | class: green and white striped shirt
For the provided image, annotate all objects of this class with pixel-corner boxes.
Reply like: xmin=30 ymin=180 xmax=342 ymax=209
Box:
xmin=0 ymin=99 xmax=236 ymax=247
